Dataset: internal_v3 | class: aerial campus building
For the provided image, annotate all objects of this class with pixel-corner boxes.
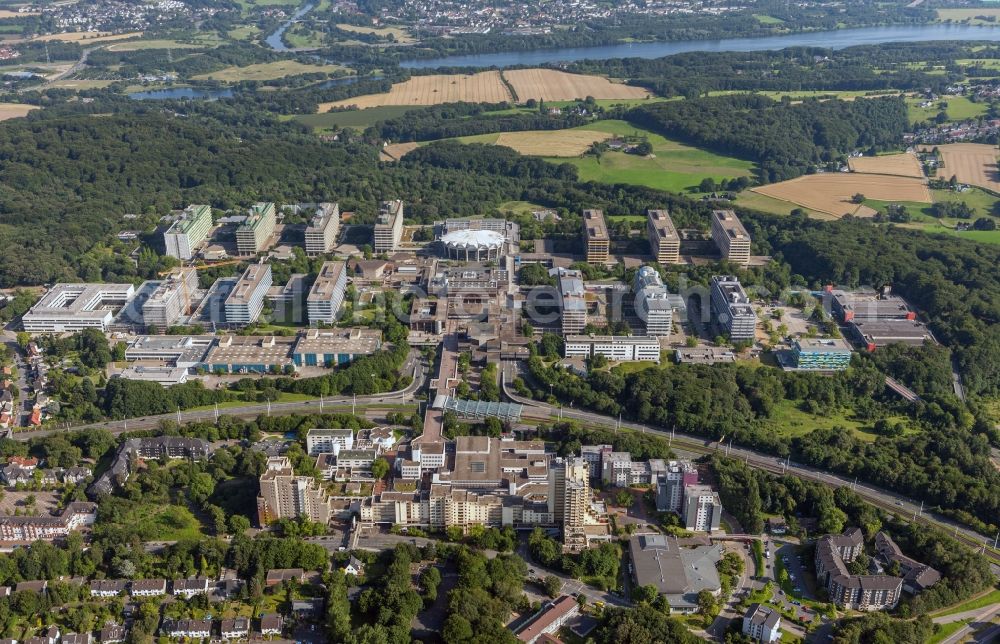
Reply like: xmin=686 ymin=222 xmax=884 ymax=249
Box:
xmin=224 ymin=263 xmax=272 ymax=325
xmin=163 ymin=205 xmax=213 ymax=260
xmin=628 ymin=534 xmax=722 ymax=613
xmin=373 ymin=199 xmax=404 ymax=254
xmin=564 ymin=335 xmax=661 ymax=363
xmin=682 ymin=484 xmax=722 ymax=532
xmin=711 ymin=209 xmax=751 ymax=266
xmin=440 ymin=229 xmax=506 ymax=261
xmin=303 ymin=203 xmax=340 ymax=256
xmin=634 ymin=266 xmax=674 ymax=336
xmin=825 ymin=288 xmax=931 ymax=351
xmin=647 ymin=209 xmax=680 ymax=264
xmin=553 ymin=268 xmax=587 ymax=335
xmin=710 ymin=275 xmax=757 ymax=342
xmin=22 ymin=283 xmax=135 ymax=333
xmin=236 ymin=202 xmax=277 ymax=256
xmin=791 ymin=338 xmax=852 ymax=371
xmin=140 ymin=268 xmax=198 ymax=329
xmin=582 ymin=209 xmax=610 ymax=264
xmin=306 ymin=261 xmax=347 ymax=325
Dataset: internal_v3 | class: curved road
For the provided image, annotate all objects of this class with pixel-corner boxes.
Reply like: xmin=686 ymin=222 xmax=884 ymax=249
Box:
xmin=501 ymin=362 xmax=1000 ymax=568
xmin=12 ymin=357 xmax=426 ymax=440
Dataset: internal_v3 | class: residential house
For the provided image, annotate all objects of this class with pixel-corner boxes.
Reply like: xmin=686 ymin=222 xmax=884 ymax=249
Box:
xmin=742 ymin=603 xmax=781 ymax=642
xmin=90 ymin=579 xmax=127 ymax=598
xmin=171 ymin=577 xmax=209 ymax=598
xmin=220 ymin=617 xmax=250 ymax=640
xmin=343 ymin=557 xmax=364 ymax=576
xmin=259 ymin=614 xmax=283 ymax=637
xmin=265 ymin=568 xmax=305 ymax=587
xmin=130 ymin=578 xmax=166 ymax=597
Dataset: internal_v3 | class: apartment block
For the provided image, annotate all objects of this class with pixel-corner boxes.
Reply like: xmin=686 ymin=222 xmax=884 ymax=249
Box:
xmin=711 ymin=209 xmax=751 ymax=266
xmin=682 ymin=484 xmax=722 ymax=532
xmin=815 ymin=528 xmax=903 ymax=611
xmin=373 ymin=200 xmax=404 ymax=253
xmin=224 ymin=263 xmax=272 ymax=325
xmin=655 ymin=460 xmax=699 ymax=513
xmin=257 ymin=456 xmax=333 ymax=525
xmin=236 ymin=202 xmax=277 ymax=255
xmin=306 ymin=261 xmax=346 ymax=325
xmin=305 ymin=428 xmax=354 ymax=456
xmin=141 ymin=268 xmax=198 ymax=328
xmin=710 ymin=275 xmax=757 ymax=342
xmin=742 ymin=604 xmax=781 ymax=643
xmin=582 ymin=209 xmax=610 ymax=264
xmin=647 ymin=209 xmax=680 ymax=264
xmin=564 ymin=335 xmax=661 ymax=363
xmin=0 ymin=502 xmax=97 ymax=542
xmin=634 ymin=266 xmax=673 ymax=336
xmin=304 ymin=203 xmax=340 ymax=256
xmin=163 ymin=204 xmax=212 ymax=260
xmin=22 ymin=283 xmax=135 ymax=333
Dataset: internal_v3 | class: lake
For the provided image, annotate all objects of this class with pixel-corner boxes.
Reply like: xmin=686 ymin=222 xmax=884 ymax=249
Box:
xmin=401 ymin=23 xmax=1000 ymax=69
xmin=128 ymin=87 xmax=235 ymax=101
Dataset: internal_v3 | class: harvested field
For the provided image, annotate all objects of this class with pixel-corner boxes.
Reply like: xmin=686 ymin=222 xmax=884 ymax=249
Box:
xmin=928 ymin=143 xmax=1000 ymax=193
xmin=320 ymin=71 xmax=511 ymax=111
xmin=491 ymin=130 xmax=612 ymax=156
xmin=32 ymin=30 xmax=142 ymax=43
xmin=751 ymin=174 xmax=932 ymax=218
xmin=194 ymin=61 xmax=346 ymax=82
xmin=0 ymin=10 xmax=37 ymax=18
xmin=848 ymin=153 xmax=924 ymax=178
xmin=0 ymin=103 xmax=37 ymax=120
xmin=106 ymin=38 xmax=212 ymax=51
xmin=381 ymin=142 xmax=419 ymax=162
xmin=503 ymin=69 xmax=650 ymax=102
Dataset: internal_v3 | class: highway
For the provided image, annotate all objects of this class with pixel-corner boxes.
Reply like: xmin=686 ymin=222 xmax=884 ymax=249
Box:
xmin=501 ymin=362 xmax=1000 ymax=568
xmin=10 ymin=356 xmax=426 ymax=440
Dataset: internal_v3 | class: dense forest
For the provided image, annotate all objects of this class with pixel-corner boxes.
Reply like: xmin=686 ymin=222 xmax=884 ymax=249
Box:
xmin=626 ymin=94 xmax=909 ymax=181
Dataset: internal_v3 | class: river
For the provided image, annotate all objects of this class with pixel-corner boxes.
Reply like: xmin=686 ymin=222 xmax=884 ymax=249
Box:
xmin=400 ymin=23 xmax=1000 ymax=69
xmin=265 ymin=2 xmax=315 ymax=52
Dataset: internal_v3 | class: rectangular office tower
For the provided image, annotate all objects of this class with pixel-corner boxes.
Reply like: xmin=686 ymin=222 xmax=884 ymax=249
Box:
xmin=141 ymin=268 xmax=198 ymax=328
xmin=224 ymin=263 xmax=273 ymax=325
xmin=164 ymin=205 xmax=212 ymax=260
xmin=710 ymin=275 xmax=757 ymax=341
xmin=582 ymin=209 xmax=610 ymax=264
xmin=682 ymin=484 xmax=722 ymax=532
xmin=304 ymin=203 xmax=340 ymax=256
xmin=647 ymin=209 xmax=680 ymax=264
xmin=634 ymin=266 xmax=673 ymax=336
xmin=711 ymin=209 xmax=751 ymax=267
xmin=236 ymin=202 xmax=277 ymax=256
xmin=307 ymin=261 xmax=347 ymax=325
xmin=374 ymin=200 xmax=404 ymax=254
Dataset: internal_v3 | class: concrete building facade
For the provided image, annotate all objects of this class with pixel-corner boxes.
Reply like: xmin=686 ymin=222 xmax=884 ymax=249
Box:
xmin=306 ymin=261 xmax=347 ymax=325
xmin=564 ymin=335 xmax=661 ymax=363
xmin=303 ymin=203 xmax=339 ymax=256
xmin=236 ymin=202 xmax=276 ymax=256
xmin=374 ymin=200 xmax=404 ymax=254
xmin=711 ymin=209 xmax=751 ymax=266
xmin=164 ymin=204 xmax=212 ymax=260
xmin=647 ymin=209 xmax=680 ymax=264
xmin=582 ymin=209 xmax=609 ymax=264
xmin=710 ymin=275 xmax=757 ymax=342
xmin=682 ymin=484 xmax=722 ymax=531
xmin=224 ymin=263 xmax=272 ymax=325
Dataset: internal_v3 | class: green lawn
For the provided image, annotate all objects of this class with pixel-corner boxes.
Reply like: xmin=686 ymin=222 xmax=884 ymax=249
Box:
xmin=865 ymin=188 xmax=1000 ymax=245
xmin=550 ymin=119 xmax=755 ymax=194
xmin=932 ymin=588 xmax=1000 ymax=618
xmin=496 ymin=200 xmax=550 ymax=215
xmin=753 ymin=14 xmax=785 ymax=24
xmin=735 ymin=190 xmax=836 ymax=220
xmin=907 ymin=95 xmax=987 ymax=124
xmin=768 ymin=399 xmax=910 ymax=442
xmin=928 ymin=620 xmax=971 ymax=644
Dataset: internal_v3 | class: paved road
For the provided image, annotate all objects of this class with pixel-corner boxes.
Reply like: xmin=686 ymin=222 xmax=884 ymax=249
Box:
xmin=940 ymin=602 xmax=1000 ymax=644
xmin=501 ymin=362 xmax=1000 ymax=568
xmin=11 ymin=355 xmax=426 ymax=439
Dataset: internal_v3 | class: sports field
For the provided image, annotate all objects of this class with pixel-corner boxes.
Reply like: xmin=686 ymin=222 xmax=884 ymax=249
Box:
xmin=848 ymin=153 xmax=924 ymax=178
xmin=930 ymin=143 xmax=1000 ymax=193
xmin=751 ymin=174 xmax=932 ymax=218
xmin=194 ymin=61 xmax=346 ymax=82
xmin=554 ymin=120 xmax=755 ymax=193
xmin=503 ymin=69 xmax=650 ymax=102
xmin=0 ymin=103 xmax=37 ymax=121
xmin=319 ymin=71 xmax=511 ymax=110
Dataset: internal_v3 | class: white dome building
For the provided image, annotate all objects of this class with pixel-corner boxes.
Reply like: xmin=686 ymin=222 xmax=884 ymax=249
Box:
xmin=440 ymin=229 xmax=506 ymax=261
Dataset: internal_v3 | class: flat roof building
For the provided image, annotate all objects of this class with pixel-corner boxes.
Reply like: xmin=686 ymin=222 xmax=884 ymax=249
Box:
xmin=304 ymin=203 xmax=340 ymax=256
xmin=682 ymin=484 xmax=722 ymax=532
xmin=711 ymin=210 xmax=751 ymax=267
xmin=117 ymin=366 xmax=189 ymax=387
xmin=828 ymin=289 xmax=915 ymax=323
xmin=374 ymin=200 xmax=404 ymax=254
xmin=292 ymin=328 xmax=382 ymax=367
xmin=647 ymin=209 xmax=680 ymax=264
xmin=236 ymin=202 xmax=277 ymax=256
xmin=225 ymin=263 xmax=272 ymax=325
xmin=206 ymin=335 xmax=296 ymax=374
xmin=141 ymin=268 xmax=198 ymax=329
xmin=23 ymin=283 xmax=135 ymax=333
xmin=849 ymin=319 xmax=932 ymax=351
xmin=792 ymin=337 xmax=852 ymax=371
xmin=628 ymin=534 xmax=722 ymax=613
xmin=124 ymin=335 xmax=215 ymax=368
xmin=582 ymin=209 xmax=609 ymax=264
xmin=163 ymin=204 xmax=212 ymax=260
xmin=710 ymin=275 xmax=757 ymax=342
xmin=306 ymin=261 xmax=347 ymax=325
xmin=634 ymin=266 xmax=674 ymax=336
xmin=565 ymin=335 xmax=661 ymax=363
xmin=553 ymin=268 xmax=587 ymax=335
